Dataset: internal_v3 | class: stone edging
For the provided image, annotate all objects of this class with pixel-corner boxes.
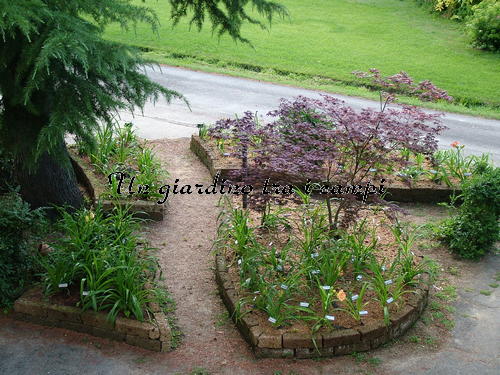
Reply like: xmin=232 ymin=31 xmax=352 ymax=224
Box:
xmin=215 ymin=254 xmax=430 ymax=359
xmin=69 ymin=151 xmax=165 ymax=221
xmin=12 ymin=287 xmax=171 ymax=352
xmin=190 ymin=135 xmax=460 ymax=203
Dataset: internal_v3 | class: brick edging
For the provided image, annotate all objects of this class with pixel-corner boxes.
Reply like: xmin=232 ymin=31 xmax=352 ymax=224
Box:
xmin=190 ymin=135 xmax=460 ymax=203
xmin=215 ymin=254 xmax=429 ymax=359
xmin=12 ymin=287 xmax=171 ymax=352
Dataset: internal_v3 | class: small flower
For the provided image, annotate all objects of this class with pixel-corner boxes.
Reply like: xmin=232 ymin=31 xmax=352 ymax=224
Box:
xmin=337 ymin=290 xmax=346 ymax=301
xmin=450 ymin=141 xmax=460 ymax=148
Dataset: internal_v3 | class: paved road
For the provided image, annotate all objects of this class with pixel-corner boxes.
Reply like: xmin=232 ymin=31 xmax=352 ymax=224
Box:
xmin=118 ymin=65 xmax=500 ymax=163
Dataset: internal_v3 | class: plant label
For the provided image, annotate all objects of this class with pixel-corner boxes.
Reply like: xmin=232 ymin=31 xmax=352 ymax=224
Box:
xmin=300 ymin=302 xmax=310 ymax=308
xmin=82 ymin=291 xmax=89 ymax=296
xmin=356 ymin=275 xmax=363 ymax=281
xmin=351 ymin=294 xmax=359 ymax=301
xmin=359 ymin=310 xmax=368 ymax=315
xmin=58 ymin=283 xmax=68 ymax=288
xmin=325 ymin=315 xmax=335 ymax=321
xmin=384 ymin=279 xmax=392 ymax=285
xmin=322 ymin=285 xmax=331 ymax=290
xmin=386 ymin=297 xmax=394 ymax=304
xmin=268 ymin=317 xmax=277 ymax=324
xmin=280 ymin=284 xmax=288 ymax=290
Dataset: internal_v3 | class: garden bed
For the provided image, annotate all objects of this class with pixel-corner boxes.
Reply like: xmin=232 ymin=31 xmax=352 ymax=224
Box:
xmin=70 ymin=150 xmax=166 ymax=221
xmin=212 ymin=195 xmax=432 ymax=359
xmin=190 ymin=135 xmax=459 ymax=203
xmin=215 ymin=254 xmax=429 ymax=358
xmin=12 ymin=287 xmax=171 ymax=352
xmin=68 ymin=122 xmax=170 ymax=222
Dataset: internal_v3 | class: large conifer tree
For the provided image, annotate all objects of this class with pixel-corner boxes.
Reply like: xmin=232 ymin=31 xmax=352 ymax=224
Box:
xmin=0 ymin=0 xmax=284 ymax=210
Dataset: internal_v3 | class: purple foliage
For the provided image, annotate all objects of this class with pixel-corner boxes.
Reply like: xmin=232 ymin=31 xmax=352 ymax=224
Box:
xmin=208 ymin=90 xmax=447 ymax=229
xmin=352 ymin=69 xmax=454 ymax=102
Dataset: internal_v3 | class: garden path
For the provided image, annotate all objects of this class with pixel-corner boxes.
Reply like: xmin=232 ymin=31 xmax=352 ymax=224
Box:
xmin=0 ymin=138 xmax=498 ymax=374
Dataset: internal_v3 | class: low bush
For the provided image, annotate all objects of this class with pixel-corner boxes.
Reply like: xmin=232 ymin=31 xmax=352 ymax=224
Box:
xmin=466 ymin=0 xmax=500 ymax=52
xmin=0 ymin=192 xmax=46 ymax=308
xmin=439 ymin=167 xmax=500 ymax=259
xmin=416 ymin=0 xmax=482 ymax=20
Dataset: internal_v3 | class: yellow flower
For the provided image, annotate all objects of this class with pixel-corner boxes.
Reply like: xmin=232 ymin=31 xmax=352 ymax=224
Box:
xmin=337 ymin=289 xmax=346 ymax=302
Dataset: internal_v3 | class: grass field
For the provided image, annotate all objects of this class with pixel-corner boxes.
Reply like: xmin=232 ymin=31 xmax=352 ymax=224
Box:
xmin=104 ymin=0 xmax=500 ymax=117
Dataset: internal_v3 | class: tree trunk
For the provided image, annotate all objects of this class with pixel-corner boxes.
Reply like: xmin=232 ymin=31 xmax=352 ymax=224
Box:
xmin=14 ymin=142 xmax=83 ymax=216
xmin=1 ymin=100 xmax=84 ymax=216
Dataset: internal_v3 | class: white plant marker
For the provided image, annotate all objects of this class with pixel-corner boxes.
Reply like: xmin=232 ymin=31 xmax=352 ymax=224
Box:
xmin=381 ymin=265 xmax=386 ymax=272
xmin=311 ymin=252 xmax=319 ymax=258
xmin=245 ymin=278 xmax=251 ymax=284
xmin=280 ymin=284 xmax=288 ymax=290
xmin=356 ymin=275 xmax=363 ymax=281
xmin=359 ymin=310 xmax=368 ymax=315
xmin=300 ymin=302 xmax=310 ymax=308
xmin=386 ymin=297 xmax=394 ymax=304
xmin=237 ymin=259 xmax=242 ymax=265
xmin=369 ymin=168 xmax=377 ymax=172
xmin=58 ymin=283 xmax=68 ymax=288
xmin=464 ymin=172 xmax=472 ymax=176
xmin=321 ymin=285 xmax=331 ymax=290
xmin=82 ymin=291 xmax=89 ymax=296
xmin=268 ymin=317 xmax=277 ymax=324
xmin=351 ymin=294 xmax=359 ymax=301
xmin=325 ymin=315 xmax=335 ymax=321
xmin=311 ymin=269 xmax=320 ymax=275
xmin=276 ymin=265 xmax=283 ymax=271
xmin=385 ymin=279 xmax=393 ymax=285
xmin=223 ymin=153 xmax=231 ymax=157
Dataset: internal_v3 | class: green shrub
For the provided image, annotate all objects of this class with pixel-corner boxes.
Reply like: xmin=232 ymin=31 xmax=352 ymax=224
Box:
xmin=439 ymin=167 xmax=500 ymax=259
xmin=0 ymin=193 xmax=46 ymax=307
xmin=416 ymin=0 xmax=483 ymax=20
xmin=466 ymin=0 xmax=500 ymax=51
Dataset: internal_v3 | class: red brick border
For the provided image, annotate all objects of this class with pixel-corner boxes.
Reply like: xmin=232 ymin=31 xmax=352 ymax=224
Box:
xmin=12 ymin=287 xmax=171 ymax=352
xmin=215 ymin=254 xmax=430 ymax=359
xmin=190 ymin=135 xmax=460 ymax=203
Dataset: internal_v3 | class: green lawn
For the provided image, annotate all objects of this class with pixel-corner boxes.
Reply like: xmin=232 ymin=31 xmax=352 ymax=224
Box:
xmin=104 ymin=0 xmax=500 ymax=117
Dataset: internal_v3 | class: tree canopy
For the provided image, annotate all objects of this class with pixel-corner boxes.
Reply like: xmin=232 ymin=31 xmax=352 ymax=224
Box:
xmin=0 ymin=0 xmax=285 ymax=209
